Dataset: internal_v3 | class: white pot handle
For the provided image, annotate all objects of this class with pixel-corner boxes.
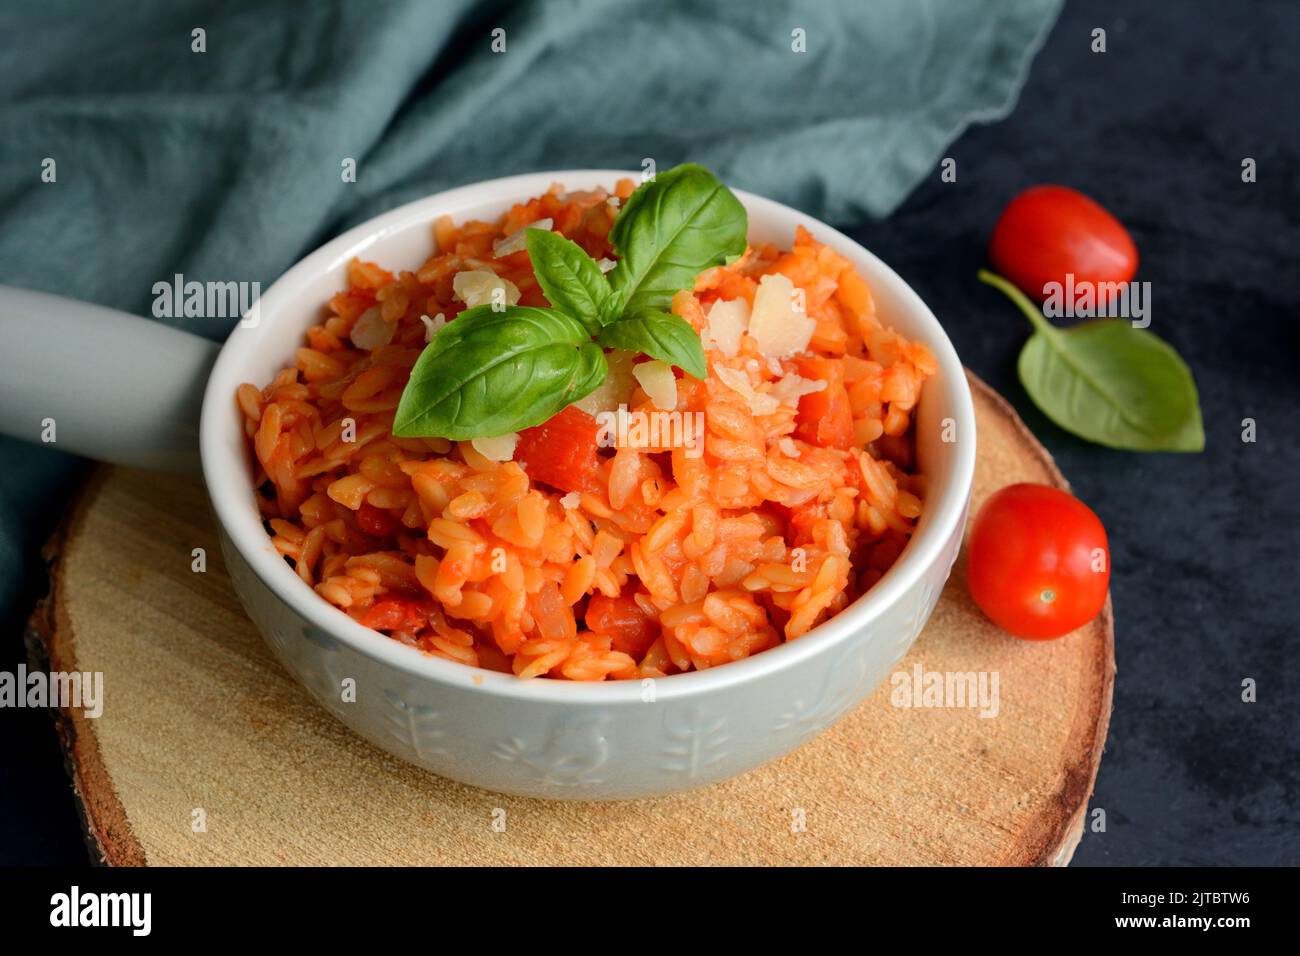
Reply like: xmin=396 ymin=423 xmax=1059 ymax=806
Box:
xmin=0 ymin=285 xmax=219 ymax=473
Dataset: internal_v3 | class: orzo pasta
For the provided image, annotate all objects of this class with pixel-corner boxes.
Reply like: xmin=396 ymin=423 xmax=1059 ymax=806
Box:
xmin=240 ymin=178 xmax=935 ymax=680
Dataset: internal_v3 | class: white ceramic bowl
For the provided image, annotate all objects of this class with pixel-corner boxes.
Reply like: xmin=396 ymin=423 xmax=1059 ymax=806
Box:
xmin=196 ymin=170 xmax=975 ymax=799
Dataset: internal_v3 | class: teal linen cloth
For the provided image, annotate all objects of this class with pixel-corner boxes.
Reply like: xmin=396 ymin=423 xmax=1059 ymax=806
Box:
xmin=0 ymin=0 xmax=1061 ymax=614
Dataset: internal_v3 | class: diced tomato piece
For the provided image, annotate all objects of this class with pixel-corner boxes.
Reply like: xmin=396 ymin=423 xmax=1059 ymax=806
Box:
xmin=359 ymin=598 xmax=430 ymax=632
xmin=785 ymin=504 xmax=822 ymax=546
xmin=793 ymin=356 xmax=854 ymax=450
xmin=585 ymin=593 xmax=658 ymax=657
xmin=356 ymin=502 xmax=397 ymax=538
xmin=514 ymin=405 xmax=605 ymax=496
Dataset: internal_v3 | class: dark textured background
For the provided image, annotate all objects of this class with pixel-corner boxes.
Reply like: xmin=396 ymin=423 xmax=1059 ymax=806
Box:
xmin=3 ymin=0 xmax=1297 ymax=865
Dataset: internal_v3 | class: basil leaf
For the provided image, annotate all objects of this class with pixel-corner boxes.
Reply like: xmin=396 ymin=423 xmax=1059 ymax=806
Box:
xmin=393 ymin=306 xmax=607 ymax=439
xmin=978 ymin=270 xmax=1204 ymax=452
xmin=608 ymin=163 xmax=748 ymax=315
xmin=596 ymin=310 xmax=707 ymax=379
xmin=599 ymin=288 xmax=625 ymax=327
xmin=525 ymin=228 xmax=618 ymax=334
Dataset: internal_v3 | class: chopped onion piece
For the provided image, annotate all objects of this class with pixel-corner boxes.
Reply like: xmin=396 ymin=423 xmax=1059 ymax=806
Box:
xmin=470 ymin=432 xmax=519 ymax=462
xmin=595 ymin=258 xmax=617 ymax=274
xmin=493 ymin=218 xmax=553 ymax=258
xmin=633 ymin=360 xmax=677 ymax=411
xmin=349 ymin=305 xmax=395 ymax=350
xmin=559 ymin=491 xmax=581 ymax=510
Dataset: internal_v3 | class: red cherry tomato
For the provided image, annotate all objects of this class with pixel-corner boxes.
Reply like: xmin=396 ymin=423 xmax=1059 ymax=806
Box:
xmin=988 ymin=185 xmax=1137 ymax=305
xmin=967 ymin=483 xmax=1110 ymax=640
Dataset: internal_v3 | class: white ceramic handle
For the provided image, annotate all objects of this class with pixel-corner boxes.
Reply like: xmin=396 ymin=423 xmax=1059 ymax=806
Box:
xmin=0 ymin=285 xmax=219 ymax=473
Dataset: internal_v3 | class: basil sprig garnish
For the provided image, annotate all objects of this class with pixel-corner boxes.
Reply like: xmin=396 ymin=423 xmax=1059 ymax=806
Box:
xmin=393 ymin=306 xmax=607 ymax=440
xmin=978 ymin=269 xmax=1204 ymax=452
xmin=524 ymin=228 xmax=622 ymax=334
xmin=393 ymin=163 xmax=748 ymax=439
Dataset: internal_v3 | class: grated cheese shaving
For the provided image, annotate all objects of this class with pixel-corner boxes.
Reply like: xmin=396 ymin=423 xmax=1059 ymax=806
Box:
xmin=714 ymin=364 xmax=779 ymax=416
xmin=453 ymin=270 xmax=521 ymax=310
xmin=573 ymin=349 xmax=637 ymax=416
xmin=702 ymin=298 xmax=749 ymax=357
xmin=492 ymin=218 xmax=553 ymax=258
xmin=470 ymin=432 xmax=519 ymax=462
xmin=749 ymin=273 xmax=814 ymax=359
xmin=632 ymin=360 xmax=677 ymax=411
xmin=769 ymin=372 xmax=827 ymax=408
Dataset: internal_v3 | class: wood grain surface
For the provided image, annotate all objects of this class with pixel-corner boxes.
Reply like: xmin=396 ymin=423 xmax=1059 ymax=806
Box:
xmin=26 ymin=373 xmax=1113 ymax=866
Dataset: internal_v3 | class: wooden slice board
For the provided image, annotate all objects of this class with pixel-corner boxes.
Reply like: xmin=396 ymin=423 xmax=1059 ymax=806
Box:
xmin=25 ymin=373 xmax=1113 ymax=866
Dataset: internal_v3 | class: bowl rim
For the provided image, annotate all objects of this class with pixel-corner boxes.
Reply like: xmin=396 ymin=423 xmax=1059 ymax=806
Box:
xmin=201 ymin=169 xmax=976 ymax=704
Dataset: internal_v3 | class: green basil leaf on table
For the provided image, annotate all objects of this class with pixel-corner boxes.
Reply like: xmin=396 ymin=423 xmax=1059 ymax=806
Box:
xmin=525 ymin=228 xmax=619 ymax=334
xmin=596 ymin=310 xmax=708 ymax=380
xmin=978 ymin=269 xmax=1204 ymax=452
xmin=608 ymin=163 xmax=748 ymax=315
xmin=393 ymin=306 xmax=607 ymax=440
